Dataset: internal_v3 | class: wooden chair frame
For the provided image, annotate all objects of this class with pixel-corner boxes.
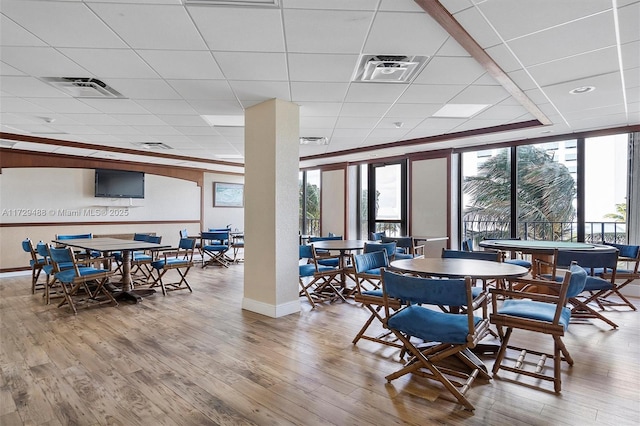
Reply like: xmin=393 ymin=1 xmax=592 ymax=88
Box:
xmin=299 ymin=244 xmax=345 ymax=308
xmin=149 ymin=238 xmax=196 ymax=295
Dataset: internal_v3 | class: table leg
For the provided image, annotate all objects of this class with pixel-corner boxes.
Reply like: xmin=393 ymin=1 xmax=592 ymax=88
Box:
xmin=113 ymin=250 xmax=155 ymax=303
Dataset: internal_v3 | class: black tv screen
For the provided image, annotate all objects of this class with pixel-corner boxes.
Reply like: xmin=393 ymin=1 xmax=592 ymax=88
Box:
xmin=95 ymin=169 xmax=145 ymax=199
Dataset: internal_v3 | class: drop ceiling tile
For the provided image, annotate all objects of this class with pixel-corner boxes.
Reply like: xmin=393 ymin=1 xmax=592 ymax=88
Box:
xmin=131 ymin=125 xmax=181 ymax=136
xmin=66 ymin=114 xmax=126 ymax=126
xmin=398 ymin=84 xmax=465 ymax=103
xmin=385 ymin=103 xmax=441 ymax=118
xmin=339 ymin=102 xmax=389 ymax=117
xmin=214 ymin=52 xmax=288 ymax=81
xmin=27 ymin=97 xmax=101 ymax=114
xmin=0 ymin=97 xmax=54 ymax=114
xmin=190 ymin=7 xmax=285 ymax=52
xmin=291 ymin=82 xmax=349 ymax=102
xmin=364 ymin=12 xmax=449 ymax=56
xmin=436 ymin=37 xmax=473 ymax=57
xmin=474 ymin=0 xmax=610 ymax=41
xmin=101 ymin=79 xmax=181 ymax=100
xmin=622 ymin=41 xmax=640 ymax=70
xmin=527 ymin=47 xmax=620 ymax=88
xmin=452 ymin=6 xmax=502 ymax=49
xmin=288 ymin=54 xmax=359 ymax=82
xmin=1 ymin=76 xmax=71 ymax=98
xmin=10 ymin=141 xmax=59 ymax=153
xmin=110 ymin=114 xmax=167 ymax=126
xmin=59 ymin=48 xmax=159 ymax=79
xmin=379 ymin=0 xmax=425 ymax=12
xmin=175 ymin=126 xmax=220 ymax=136
xmin=282 ymin=0 xmax=378 ymax=9
xmin=0 ymin=14 xmax=47 ymax=47
xmin=449 ymin=84 xmax=511 ymax=105
xmin=228 ymin=81 xmax=291 ymax=102
xmin=335 ymin=116 xmax=380 ymax=129
xmin=473 ymin=105 xmax=531 ymax=121
xmin=299 ymin=116 xmax=338 ymax=128
xmin=167 ymin=80 xmax=237 ymax=101
xmin=376 ymin=117 xmax=423 ymax=129
xmin=413 ymin=56 xmax=486 ymax=85
xmin=137 ymin=50 xmax=224 ymax=80
xmin=49 ymin=124 xmax=102 ymax=135
xmin=619 ymin=2 xmax=640 ymax=43
xmin=91 ymin=125 xmax=142 ymax=134
xmin=344 ymin=83 xmax=407 ymax=103
xmin=0 ymin=62 xmax=26 ymax=76
xmin=0 ymin=47 xmax=89 ymax=78
xmin=187 ymin=100 xmax=245 ymax=115
xmin=79 ymin=99 xmax=151 ymax=114
xmin=87 ymin=3 xmax=206 ymax=50
xmin=485 ymin=44 xmax=524 ymax=73
xmin=284 ymin=9 xmax=373 ymax=54
xmin=331 ymin=128 xmax=370 ymax=138
xmin=158 ymin=115 xmax=209 ymax=127
xmin=298 ymin=102 xmax=343 ymax=116
xmin=134 ymin=100 xmax=199 ymax=115
xmin=507 ymin=13 xmax=616 ymax=67
xmin=1 ymin=1 xmax=126 ymax=48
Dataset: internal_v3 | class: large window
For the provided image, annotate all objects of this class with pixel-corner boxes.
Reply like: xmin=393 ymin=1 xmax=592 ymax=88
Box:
xmin=299 ymin=170 xmax=320 ymax=236
xmin=461 ymin=133 xmax=631 ymax=246
xmin=362 ymin=161 xmax=407 ymax=238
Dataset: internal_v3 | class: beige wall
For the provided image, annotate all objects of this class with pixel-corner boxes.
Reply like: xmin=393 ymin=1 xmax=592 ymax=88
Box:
xmin=321 ymin=169 xmax=345 ymax=237
xmin=1 ymin=167 xmax=200 ymax=270
xmin=203 ymin=172 xmax=245 ymax=232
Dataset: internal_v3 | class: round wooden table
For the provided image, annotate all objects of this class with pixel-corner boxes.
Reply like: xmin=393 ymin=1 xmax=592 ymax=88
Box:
xmin=390 ymin=257 xmax=529 ymax=279
xmin=310 ymin=240 xmax=373 ymax=291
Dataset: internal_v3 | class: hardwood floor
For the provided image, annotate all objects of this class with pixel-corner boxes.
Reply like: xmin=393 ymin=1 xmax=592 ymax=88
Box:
xmin=1 ymin=266 xmax=638 ymax=425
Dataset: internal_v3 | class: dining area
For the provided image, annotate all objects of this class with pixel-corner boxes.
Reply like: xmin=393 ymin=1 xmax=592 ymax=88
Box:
xmin=5 ymin=240 xmax=639 ymax=424
xmin=297 ymin=234 xmax=639 ymax=411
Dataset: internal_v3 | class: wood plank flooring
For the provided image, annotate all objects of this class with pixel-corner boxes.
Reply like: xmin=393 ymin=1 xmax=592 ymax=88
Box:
xmin=1 ymin=265 xmax=639 ymax=425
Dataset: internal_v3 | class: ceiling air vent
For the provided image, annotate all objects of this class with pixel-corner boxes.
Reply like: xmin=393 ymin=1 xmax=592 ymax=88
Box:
xmin=353 ymin=55 xmax=429 ymax=83
xmin=42 ymin=77 xmax=124 ymax=98
xmin=300 ymin=137 xmax=328 ymax=145
xmin=132 ymin=142 xmax=173 ymax=150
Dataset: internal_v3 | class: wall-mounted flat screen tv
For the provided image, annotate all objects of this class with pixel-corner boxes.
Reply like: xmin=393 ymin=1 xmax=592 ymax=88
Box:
xmin=95 ymin=169 xmax=145 ymax=199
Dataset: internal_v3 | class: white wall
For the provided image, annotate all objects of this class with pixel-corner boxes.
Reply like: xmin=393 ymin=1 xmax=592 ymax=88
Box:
xmin=0 ymin=167 xmax=200 ymax=270
xmin=203 ymin=172 xmax=245 ymax=232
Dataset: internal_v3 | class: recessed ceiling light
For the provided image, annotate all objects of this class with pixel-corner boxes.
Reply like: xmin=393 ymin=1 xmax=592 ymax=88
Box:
xmin=201 ymin=115 xmax=244 ymax=127
xmin=432 ymin=104 xmax=491 ymax=118
xmin=569 ymin=86 xmax=595 ymax=94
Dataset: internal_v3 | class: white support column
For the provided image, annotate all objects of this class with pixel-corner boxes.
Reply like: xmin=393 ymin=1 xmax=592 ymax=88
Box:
xmin=242 ymin=99 xmax=301 ymax=317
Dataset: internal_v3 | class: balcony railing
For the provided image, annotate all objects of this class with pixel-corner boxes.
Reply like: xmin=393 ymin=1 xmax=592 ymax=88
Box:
xmin=463 ymin=220 xmax=627 ymax=248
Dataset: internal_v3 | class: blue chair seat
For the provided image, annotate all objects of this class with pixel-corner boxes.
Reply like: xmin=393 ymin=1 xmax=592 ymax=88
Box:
xmin=203 ymin=244 xmax=228 ymax=251
xmin=394 ymin=252 xmax=415 ymax=260
xmin=499 ymin=299 xmax=572 ymax=331
xmin=584 ymin=276 xmax=613 ymax=292
xmin=299 ymin=264 xmax=316 ymax=278
xmin=55 ymin=267 xmax=105 ymax=283
xmin=317 ymin=257 xmax=340 ymax=267
xmin=151 ymin=258 xmax=190 ymax=269
xmin=505 ymin=258 xmax=532 ymax=268
xmin=387 ymin=305 xmax=482 ymax=344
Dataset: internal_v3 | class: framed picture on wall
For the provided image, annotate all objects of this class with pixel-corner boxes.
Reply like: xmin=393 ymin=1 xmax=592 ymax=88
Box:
xmin=213 ymin=182 xmax=244 ymax=207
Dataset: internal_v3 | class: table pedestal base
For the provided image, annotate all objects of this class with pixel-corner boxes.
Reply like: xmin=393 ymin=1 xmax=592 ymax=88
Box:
xmin=112 ymin=288 xmax=156 ymax=303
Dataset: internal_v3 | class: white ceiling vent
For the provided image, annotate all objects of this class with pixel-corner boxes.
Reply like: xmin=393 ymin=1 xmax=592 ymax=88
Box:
xmin=184 ymin=0 xmax=279 ymax=7
xmin=300 ymin=136 xmax=328 ymax=145
xmin=133 ymin=142 xmax=173 ymax=150
xmin=42 ymin=77 xmax=124 ymax=98
xmin=353 ymin=55 xmax=429 ymax=83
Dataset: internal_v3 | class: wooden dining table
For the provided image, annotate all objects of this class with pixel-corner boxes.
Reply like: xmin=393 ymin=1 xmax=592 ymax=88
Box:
xmin=53 ymin=237 xmax=171 ymax=303
xmin=390 ymin=257 xmax=529 ymax=280
xmin=310 ymin=239 xmax=372 ymax=290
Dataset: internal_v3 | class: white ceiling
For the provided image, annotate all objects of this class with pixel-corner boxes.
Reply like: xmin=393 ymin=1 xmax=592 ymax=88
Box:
xmin=1 ymin=0 xmax=638 ymax=173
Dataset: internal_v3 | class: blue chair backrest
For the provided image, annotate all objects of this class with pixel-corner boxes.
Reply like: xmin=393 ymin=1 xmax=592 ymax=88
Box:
xmin=145 ymin=235 xmax=162 ymax=244
xmin=299 ymin=245 xmax=313 ymax=260
xmin=21 ymin=238 xmax=33 ymax=253
xmin=353 ymin=251 xmax=389 ymax=274
xmin=603 ymin=242 xmax=639 ymax=259
xmin=442 ymin=249 xmax=500 ymax=262
xmin=36 ymin=242 xmax=50 ymax=258
xmin=49 ymin=246 xmax=75 ymax=265
xmin=462 ymin=238 xmax=473 ymax=251
xmin=179 ymin=238 xmax=196 ymax=250
xmin=202 ymin=231 xmax=229 ymax=243
xmin=381 ymin=236 xmax=413 ymax=249
xmin=567 ymin=264 xmax=588 ymax=298
xmin=370 ymin=231 xmax=386 ymax=241
xmin=56 ymin=233 xmax=93 ymax=240
xmin=134 ymin=233 xmax=149 ymax=241
xmin=309 ymin=236 xmax=342 ymax=242
xmin=556 ymin=249 xmax=618 ymax=272
xmin=363 ymin=242 xmax=396 ymax=259
xmin=382 ymin=269 xmax=468 ymax=307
